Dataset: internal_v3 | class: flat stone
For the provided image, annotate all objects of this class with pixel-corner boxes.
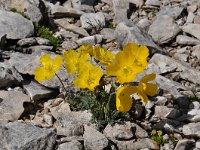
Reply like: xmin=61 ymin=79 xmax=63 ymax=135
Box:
xmin=0 ymin=63 xmax=23 ymax=88
xmin=23 ymin=80 xmax=57 ymax=101
xmin=194 ymin=15 xmax=200 ymax=24
xmin=83 ymin=125 xmax=108 ymax=150
xmin=157 ymin=5 xmax=184 ymax=19
xmin=115 ymin=21 xmax=161 ymax=53
xmin=17 ymin=38 xmax=37 ymax=46
xmin=35 ymin=37 xmax=51 ymax=45
xmin=0 ymin=122 xmax=56 ymax=150
xmin=61 ymin=40 xmax=78 ymax=50
xmin=174 ymin=139 xmax=195 ymax=150
xmin=148 ymin=15 xmax=180 ymax=44
xmin=154 ymin=106 xmax=181 ymax=119
xmin=76 ymin=34 xmax=103 ymax=45
xmin=57 ymin=141 xmax=83 ymax=150
xmin=54 ymin=18 xmax=89 ymax=37
xmin=101 ymin=28 xmax=115 ymax=42
xmin=103 ymin=121 xmax=148 ymax=141
xmin=137 ymin=18 xmax=151 ymax=29
xmin=145 ymin=0 xmax=162 ymax=6
xmin=27 ymin=45 xmax=54 ymax=52
xmin=51 ymin=5 xmax=83 ymax=18
xmin=0 ymin=34 xmax=6 ymax=49
xmin=186 ymin=12 xmax=195 ymax=23
xmin=150 ymin=53 xmax=200 ymax=85
xmin=191 ymin=45 xmax=200 ymax=61
xmin=80 ymin=12 xmax=105 ymax=30
xmin=0 ymin=90 xmax=30 ymax=121
xmin=174 ymin=53 xmax=188 ymax=62
xmin=182 ymin=23 xmax=200 ymax=40
xmin=130 ymin=138 xmax=159 ymax=150
xmin=155 ymin=96 xmax=168 ymax=105
xmin=183 ymin=123 xmax=200 ymax=138
xmin=176 ymin=35 xmax=200 ymax=45
xmin=112 ymin=0 xmax=129 ymax=24
xmin=0 ymin=10 xmax=34 ymax=39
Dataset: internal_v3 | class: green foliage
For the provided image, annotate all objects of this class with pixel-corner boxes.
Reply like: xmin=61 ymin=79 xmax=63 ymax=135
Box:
xmin=34 ymin=23 xmax=61 ymax=50
xmin=10 ymin=8 xmax=29 ymax=19
xmin=107 ymin=22 xmax=115 ymax=29
xmin=188 ymin=88 xmax=200 ymax=102
xmin=152 ymin=9 xmax=158 ymax=17
xmin=67 ymin=88 xmax=131 ymax=131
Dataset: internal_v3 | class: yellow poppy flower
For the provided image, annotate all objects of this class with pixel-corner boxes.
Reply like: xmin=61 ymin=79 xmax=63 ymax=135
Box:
xmin=106 ymin=43 xmax=149 ymax=84
xmin=93 ymin=46 xmax=115 ymax=65
xmin=73 ymin=62 xmax=103 ymax=91
xmin=34 ymin=54 xmax=62 ymax=82
xmin=63 ymin=50 xmax=90 ymax=74
xmin=77 ymin=45 xmax=94 ymax=56
xmin=116 ymin=86 xmax=137 ymax=112
xmin=137 ymin=73 xmax=158 ymax=104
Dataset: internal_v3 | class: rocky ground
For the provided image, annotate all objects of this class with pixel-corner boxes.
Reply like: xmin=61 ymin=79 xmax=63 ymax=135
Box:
xmin=0 ymin=0 xmax=200 ymax=149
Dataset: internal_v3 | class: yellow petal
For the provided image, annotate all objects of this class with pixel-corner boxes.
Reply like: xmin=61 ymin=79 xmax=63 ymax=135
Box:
xmin=144 ymin=83 xmax=158 ymax=96
xmin=34 ymin=67 xmax=46 ymax=82
xmin=40 ymin=54 xmax=52 ymax=68
xmin=116 ymin=86 xmax=137 ymax=112
xmin=137 ymin=89 xmax=148 ymax=104
xmin=53 ymin=55 xmax=62 ymax=72
xmin=140 ymin=73 xmax=156 ymax=83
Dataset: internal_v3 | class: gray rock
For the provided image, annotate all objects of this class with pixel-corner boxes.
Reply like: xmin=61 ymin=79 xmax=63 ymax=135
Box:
xmin=35 ymin=37 xmax=51 ymax=45
xmin=2 ymin=0 xmax=42 ymax=22
xmin=27 ymin=45 xmax=54 ymax=52
xmin=189 ymin=101 xmax=200 ymax=109
xmin=54 ymin=19 xmax=89 ymax=37
xmin=72 ymin=2 xmax=95 ymax=13
xmin=153 ymin=119 xmax=180 ymax=132
xmin=0 ymin=34 xmax=6 ymax=49
xmin=80 ymin=12 xmax=105 ymax=30
xmin=183 ymin=123 xmax=200 ymax=138
xmin=115 ymin=21 xmax=161 ymax=52
xmin=155 ymin=96 xmax=168 ymax=105
xmin=59 ymin=29 xmax=79 ymax=40
xmin=157 ymin=5 xmax=184 ymax=19
xmin=103 ymin=121 xmax=148 ymax=141
xmin=43 ymin=114 xmax=53 ymax=126
xmin=0 ymin=63 xmax=23 ymax=88
xmin=61 ymin=40 xmax=78 ymax=50
xmin=174 ymin=53 xmax=188 ymax=62
xmin=154 ymin=106 xmax=181 ymax=119
xmin=174 ymin=139 xmax=195 ymax=150
xmin=54 ymin=110 xmax=92 ymax=136
xmin=83 ymin=125 xmax=108 ymax=150
xmin=23 ymin=80 xmax=57 ymax=101
xmin=191 ymin=45 xmax=200 ymax=61
xmin=145 ymin=0 xmax=161 ymax=6
xmin=17 ymin=38 xmax=37 ymax=46
xmin=112 ymin=0 xmax=129 ymax=24
xmin=150 ymin=53 xmax=200 ymax=85
xmin=51 ymin=5 xmax=83 ymax=18
xmin=148 ymin=15 xmax=180 ymax=44
xmin=176 ymin=35 xmax=200 ymax=45
xmin=130 ymin=138 xmax=159 ymax=150
xmin=0 ymin=90 xmax=30 ymax=121
xmin=76 ymin=34 xmax=103 ymax=45
xmin=196 ymin=140 xmax=200 ymax=149
xmin=0 ymin=122 xmax=56 ymax=150
xmin=129 ymin=0 xmax=144 ymax=7
xmin=182 ymin=23 xmax=200 ymax=40
xmin=186 ymin=12 xmax=195 ymax=23
xmin=101 ymin=28 xmax=115 ymax=42
xmin=137 ymin=18 xmax=151 ymax=29
xmin=0 ymin=10 xmax=34 ymax=39
xmin=57 ymin=141 xmax=83 ymax=150
xmin=79 ymin=0 xmax=97 ymax=5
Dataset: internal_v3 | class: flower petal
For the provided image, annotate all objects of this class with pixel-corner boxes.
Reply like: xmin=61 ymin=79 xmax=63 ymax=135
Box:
xmin=140 ymin=73 xmax=156 ymax=83
xmin=34 ymin=67 xmax=46 ymax=82
xmin=144 ymin=83 xmax=158 ymax=96
xmin=53 ymin=55 xmax=62 ymax=72
xmin=137 ymin=89 xmax=148 ymax=104
xmin=40 ymin=54 xmax=52 ymax=68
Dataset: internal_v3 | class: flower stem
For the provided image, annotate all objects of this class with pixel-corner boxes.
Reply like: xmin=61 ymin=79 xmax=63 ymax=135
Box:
xmin=55 ymin=73 xmax=68 ymax=95
xmin=105 ymin=92 xmax=115 ymax=120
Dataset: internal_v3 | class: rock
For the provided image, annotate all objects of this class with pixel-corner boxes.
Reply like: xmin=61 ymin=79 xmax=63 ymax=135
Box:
xmin=49 ymin=101 xmax=71 ymax=117
xmin=0 ymin=34 xmax=6 ymax=49
xmin=183 ymin=123 xmax=200 ymax=138
xmin=101 ymin=28 xmax=115 ymax=42
xmin=54 ymin=111 xmax=92 ymax=136
xmin=27 ymin=45 xmax=54 ymax=52
xmin=148 ymin=15 xmax=180 ymax=44
xmin=0 ymin=90 xmax=30 ymax=121
xmin=189 ymin=101 xmax=200 ymax=109
xmin=174 ymin=53 xmax=188 ymax=62
xmin=0 ymin=10 xmax=34 ymax=39
xmin=129 ymin=0 xmax=144 ymax=8
xmin=182 ymin=23 xmax=200 ymax=40
xmin=174 ymin=139 xmax=195 ymax=150
xmin=137 ymin=18 xmax=151 ymax=29
xmin=112 ymin=0 xmax=129 ymax=24
xmin=0 ymin=63 xmax=23 ymax=88
xmin=76 ymin=35 xmax=103 ymax=45
xmin=194 ymin=15 xmax=200 ymax=24
xmin=17 ymin=38 xmax=37 ymax=46
xmin=51 ymin=5 xmax=83 ymax=18
xmin=130 ymin=138 xmax=160 ymax=150
xmin=54 ymin=18 xmax=89 ymax=37
xmin=79 ymin=0 xmax=97 ymax=5
xmin=196 ymin=140 xmax=200 ymax=149
xmin=57 ymin=141 xmax=83 ymax=150
xmin=83 ymin=125 xmax=108 ymax=150
xmin=115 ymin=21 xmax=161 ymax=52
xmin=80 ymin=12 xmax=105 ymax=30
xmin=150 ymin=53 xmax=200 ymax=85
xmin=191 ymin=45 xmax=200 ymax=61
xmin=103 ymin=121 xmax=148 ymax=141
xmin=43 ymin=114 xmax=53 ymax=126
xmin=5 ymin=0 xmax=42 ymax=22
xmin=186 ymin=12 xmax=195 ymax=23
xmin=176 ymin=35 xmax=200 ymax=45
xmin=154 ymin=106 xmax=181 ymax=119
xmin=59 ymin=29 xmax=79 ymax=40
xmin=35 ymin=37 xmax=51 ymax=45
xmin=145 ymin=0 xmax=161 ymax=6
xmin=61 ymin=40 xmax=78 ymax=50
xmin=0 ymin=122 xmax=56 ymax=150
xmin=153 ymin=119 xmax=180 ymax=132
xmin=23 ymin=80 xmax=57 ymax=101
xmin=155 ymin=96 xmax=168 ymax=105
xmin=157 ymin=5 xmax=184 ymax=19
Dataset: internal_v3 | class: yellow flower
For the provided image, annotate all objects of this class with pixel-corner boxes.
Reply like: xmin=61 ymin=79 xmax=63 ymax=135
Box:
xmin=93 ymin=46 xmax=115 ymax=65
xmin=116 ymin=86 xmax=137 ymax=112
xmin=34 ymin=54 xmax=62 ymax=81
xmin=137 ymin=73 xmax=158 ymax=104
xmin=106 ymin=43 xmax=149 ymax=83
xmin=73 ymin=62 xmax=103 ymax=91
xmin=77 ymin=45 xmax=93 ymax=56
xmin=63 ymin=50 xmax=90 ymax=74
